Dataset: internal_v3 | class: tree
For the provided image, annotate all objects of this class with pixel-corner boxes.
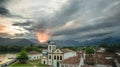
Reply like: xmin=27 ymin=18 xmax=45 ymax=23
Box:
xmin=17 ymin=49 xmax=28 ymax=63
xmin=99 ymin=43 xmax=108 ymax=48
xmin=106 ymin=47 xmax=115 ymax=53
xmin=85 ymin=47 xmax=94 ymax=54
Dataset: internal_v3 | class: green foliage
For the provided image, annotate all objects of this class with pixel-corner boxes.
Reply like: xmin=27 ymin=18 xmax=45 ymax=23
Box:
xmin=0 ymin=45 xmax=22 ymax=53
xmin=106 ymin=48 xmax=115 ymax=53
xmin=9 ymin=60 xmax=49 ymax=67
xmin=99 ymin=43 xmax=108 ymax=48
xmin=9 ymin=61 xmax=33 ymax=67
xmin=85 ymin=47 xmax=94 ymax=54
xmin=25 ymin=45 xmax=42 ymax=52
xmin=62 ymin=46 xmax=81 ymax=51
xmin=17 ymin=49 xmax=28 ymax=63
xmin=0 ymin=45 xmax=44 ymax=54
xmin=99 ymin=44 xmax=120 ymax=53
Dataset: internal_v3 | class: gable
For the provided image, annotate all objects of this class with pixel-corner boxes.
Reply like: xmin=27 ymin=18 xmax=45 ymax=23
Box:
xmin=53 ymin=49 xmax=63 ymax=53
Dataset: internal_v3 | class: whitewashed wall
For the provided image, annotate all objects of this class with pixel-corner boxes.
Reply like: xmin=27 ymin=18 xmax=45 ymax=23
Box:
xmin=28 ymin=54 xmax=42 ymax=60
xmin=41 ymin=58 xmax=48 ymax=65
xmin=64 ymin=52 xmax=76 ymax=59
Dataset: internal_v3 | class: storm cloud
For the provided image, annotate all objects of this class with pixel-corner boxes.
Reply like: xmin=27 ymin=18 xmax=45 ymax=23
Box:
xmin=13 ymin=21 xmax=33 ymax=26
xmin=0 ymin=0 xmax=120 ymax=41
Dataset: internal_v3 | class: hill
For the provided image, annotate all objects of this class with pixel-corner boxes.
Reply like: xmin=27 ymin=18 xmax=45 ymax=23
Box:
xmin=0 ymin=37 xmax=34 ymax=46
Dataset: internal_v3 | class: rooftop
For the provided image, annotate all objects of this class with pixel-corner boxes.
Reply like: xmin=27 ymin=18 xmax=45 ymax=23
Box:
xmin=60 ymin=55 xmax=80 ymax=65
xmin=60 ymin=48 xmax=73 ymax=53
xmin=84 ymin=53 xmax=115 ymax=65
xmin=28 ymin=51 xmax=41 ymax=55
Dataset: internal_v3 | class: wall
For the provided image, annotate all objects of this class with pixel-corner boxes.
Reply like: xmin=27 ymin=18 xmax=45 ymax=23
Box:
xmin=59 ymin=63 xmax=79 ymax=67
xmin=64 ymin=51 xmax=76 ymax=59
xmin=41 ymin=58 xmax=48 ymax=65
xmin=28 ymin=54 xmax=42 ymax=60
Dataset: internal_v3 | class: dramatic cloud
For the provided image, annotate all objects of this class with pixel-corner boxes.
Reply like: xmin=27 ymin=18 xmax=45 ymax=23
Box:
xmin=0 ymin=0 xmax=120 ymax=41
xmin=13 ymin=21 xmax=33 ymax=26
xmin=0 ymin=7 xmax=9 ymax=15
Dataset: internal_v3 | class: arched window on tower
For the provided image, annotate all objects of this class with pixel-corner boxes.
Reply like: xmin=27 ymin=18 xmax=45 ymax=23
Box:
xmin=49 ymin=46 xmax=51 ymax=50
xmin=57 ymin=55 xmax=59 ymax=60
xmin=60 ymin=56 xmax=62 ymax=60
xmin=54 ymin=55 xmax=56 ymax=60
xmin=49 ymin=55 xmax=51 ymax=59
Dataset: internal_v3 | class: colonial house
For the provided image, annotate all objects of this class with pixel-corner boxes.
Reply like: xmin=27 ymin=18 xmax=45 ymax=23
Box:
xmin=41 ymin=42 xmax=77 ymax=67
xmin=28 ymin=51 xmax=42 ymax=60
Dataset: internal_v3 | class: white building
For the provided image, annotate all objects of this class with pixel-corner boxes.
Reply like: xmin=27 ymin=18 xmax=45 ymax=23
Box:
xmin=41 ymin=42 xmax=77 ymax=67
xmin=95 ymin=48 xmax=105 ymax=53
xmin=28 ymin=51 xmax=42 ymax=60
xmin=98 ymin=48 xmax=105 ymax=53
xmin=41 ymin=56 xmax=48 ymax=65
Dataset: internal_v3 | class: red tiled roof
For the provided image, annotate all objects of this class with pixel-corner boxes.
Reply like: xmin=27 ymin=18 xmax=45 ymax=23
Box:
xmin=84 ymin=53 xmax=114 ymax=65
xmin=60 ymin=55 xmax=80 ymax=65
xmin=28 ymin=51 xmax=41 ymax=55
xmin=114 ymin=54 xmax=120 ymax=63
xmin=81 ymin=65 xmax=96 ymax=67
xmin=43 ymin=48 xmax=48 ymax=50
xmin=60 ymin=48 xmax=73 ymax=53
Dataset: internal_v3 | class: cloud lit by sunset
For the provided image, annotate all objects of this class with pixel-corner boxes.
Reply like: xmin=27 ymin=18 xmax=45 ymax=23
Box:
xmin=0 ymin=25 xmax=6 ymax=32
xmin=0 ymin=0 xmax=120 ymax=41
xmin=35 ymin=30 xmax=51 ymax=43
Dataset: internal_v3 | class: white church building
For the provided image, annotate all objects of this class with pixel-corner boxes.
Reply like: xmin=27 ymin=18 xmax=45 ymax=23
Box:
xmin=41 ymin=42 xmax=77 ymax=67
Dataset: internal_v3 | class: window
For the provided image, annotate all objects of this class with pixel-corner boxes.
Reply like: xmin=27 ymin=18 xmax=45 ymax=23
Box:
xmin=49 ymin=55 xmax=51 ymax=59
xmin=60 ymin=56 xmax=62 ymax=60
xmin=57 ymin=56 xmax=59 ymax=60
xmin=54 ymin=55 xmax=56 ymax=60
xmin=49 ymin=46 xmax=51 ymax=50
xmin=57 ymin=50 xmax=59 ymax=52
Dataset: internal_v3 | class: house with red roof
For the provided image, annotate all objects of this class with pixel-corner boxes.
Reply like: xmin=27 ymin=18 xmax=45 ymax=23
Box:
xmin=28 ymin=51 xmax=42 ymax=60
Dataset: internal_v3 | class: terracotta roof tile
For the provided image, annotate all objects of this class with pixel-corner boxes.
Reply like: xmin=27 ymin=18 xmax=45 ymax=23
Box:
xmin=29 ymin=51 xmax=41 ymax=55
xmin=85 ymin=53 xmax=115 ymax=65
xmin=81 ymin=65 xmax=95 ymax=67
xmin=60 ymin=55 xmax=80 ymax=65
xmin=60 ymin=48 xmax=73 ymax=53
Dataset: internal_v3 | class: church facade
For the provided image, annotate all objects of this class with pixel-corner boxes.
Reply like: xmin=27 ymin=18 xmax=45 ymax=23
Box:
xmin=41 ymin=42 xmax=77 ymax=67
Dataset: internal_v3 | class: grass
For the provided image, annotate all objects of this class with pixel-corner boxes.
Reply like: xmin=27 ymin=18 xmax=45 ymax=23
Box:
xmin=29 ymin=60 xmax=50 ymax=67
xmin=8 ymin=60 xmax=50 ymax=67
xmin=8 ymin=61 xmax=33 ymax=67
xmin=37 ymin=64 xmax=49 ymax=67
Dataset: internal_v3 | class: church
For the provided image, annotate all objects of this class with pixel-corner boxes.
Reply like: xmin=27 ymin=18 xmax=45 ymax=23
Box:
xmin=41 ymin=42 xmax=77 ymax=67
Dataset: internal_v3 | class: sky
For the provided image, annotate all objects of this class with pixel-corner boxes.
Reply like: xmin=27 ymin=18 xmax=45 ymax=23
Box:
xmin=0 ymin=0 xmax=120 ymax=42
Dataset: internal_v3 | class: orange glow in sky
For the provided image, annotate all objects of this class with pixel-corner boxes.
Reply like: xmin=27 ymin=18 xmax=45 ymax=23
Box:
xmin=36 ymin=30 xmax=51 ymax=43
xmin=0 ymin=25 xmax=6 ymax=32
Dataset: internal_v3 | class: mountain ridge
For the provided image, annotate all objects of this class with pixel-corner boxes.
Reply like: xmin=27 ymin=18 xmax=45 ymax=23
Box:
xmin=0 ymin=37 xmax=120 ymax=46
